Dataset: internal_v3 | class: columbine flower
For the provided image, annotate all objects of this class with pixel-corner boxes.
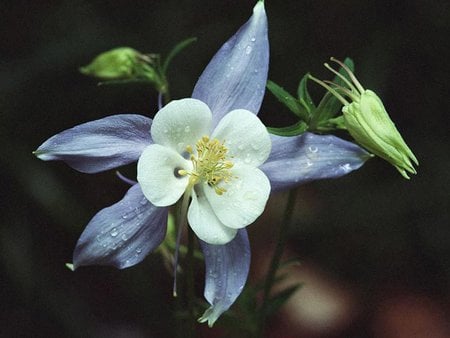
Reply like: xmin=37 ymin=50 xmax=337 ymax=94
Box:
xmin=309 ymin=58 xmax=418 ymax=179
xmin=34 ymin=1 xmax=370 ymax=326
xmin=137 ymin=98 xmax=271 ymax=244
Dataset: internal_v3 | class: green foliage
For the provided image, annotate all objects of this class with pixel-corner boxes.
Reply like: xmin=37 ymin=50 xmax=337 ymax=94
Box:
xmin=266 ymin=57 xmax=354 ymax=136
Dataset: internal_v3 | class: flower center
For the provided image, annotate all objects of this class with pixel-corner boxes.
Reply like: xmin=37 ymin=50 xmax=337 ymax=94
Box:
xmin=178 ymin=136 xmax=234 ymax=195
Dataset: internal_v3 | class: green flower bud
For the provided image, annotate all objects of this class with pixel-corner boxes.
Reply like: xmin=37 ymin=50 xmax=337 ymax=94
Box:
xmin=309 ymin=58 xmax=418 ymax=179
xmin=80 ymin=47 xmax=142 ymax=80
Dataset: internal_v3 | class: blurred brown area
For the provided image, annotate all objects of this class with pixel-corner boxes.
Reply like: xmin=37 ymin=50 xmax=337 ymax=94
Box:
xmin=1 ymin=0 xmax=449 ymax=337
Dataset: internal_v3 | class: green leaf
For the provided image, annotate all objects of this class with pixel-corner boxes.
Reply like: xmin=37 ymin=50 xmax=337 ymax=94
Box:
xmin=316 ymin=115 xmax=347 ymax=132
xmin=297 ymin=73 xmax=315 ymax=113
xmin=264 ymin=284 xmax=303 ymax=316
xmin=162 ymin=37 xmax=197 ymax=74
xmin=267 ymin=80 xmax=310 ymax=122
xmin=267 ymin=121 xmax=308 ymax=136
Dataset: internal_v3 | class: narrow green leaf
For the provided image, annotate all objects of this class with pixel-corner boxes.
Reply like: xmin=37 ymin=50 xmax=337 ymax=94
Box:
xmin=316 ymin=115 xmax=347 ymax=132
xmin=297 ymin=73 xmax=315 ymax=113
xmin=267 ymin=80 xmax=310 ymax=122
xmin=265 ymin=284 xmax=303 ymax=316
xmin=267 ymin=121 xmax=308 ymax=137
xmin=162 ymin=37 xmax=197 ymax=74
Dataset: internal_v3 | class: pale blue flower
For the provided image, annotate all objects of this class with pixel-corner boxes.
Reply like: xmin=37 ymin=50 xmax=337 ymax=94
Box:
xmin=34 ymin=1 xmax=369 ymax=326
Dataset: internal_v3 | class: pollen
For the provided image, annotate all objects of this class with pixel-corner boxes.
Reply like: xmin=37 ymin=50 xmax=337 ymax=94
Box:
xmin=178 ymin=135 xmax=234 ymax=195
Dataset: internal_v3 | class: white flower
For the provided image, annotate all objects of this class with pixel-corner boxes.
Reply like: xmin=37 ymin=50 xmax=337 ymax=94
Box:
xmin=137 ymin=98 xmax=271 ymax=245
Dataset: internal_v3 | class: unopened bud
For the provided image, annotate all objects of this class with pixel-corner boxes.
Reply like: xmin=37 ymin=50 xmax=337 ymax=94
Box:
xmin=80 ymin=47 xmax=142 ymax=80
xmin=309 ymin=58 xmax=418 ymax=179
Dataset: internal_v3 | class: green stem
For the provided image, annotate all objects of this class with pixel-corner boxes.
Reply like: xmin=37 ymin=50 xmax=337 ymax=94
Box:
xmin=256 ymin=189 xmax=297 ymax=337
xmin=186 ymin=227 xmax=196 ymax=336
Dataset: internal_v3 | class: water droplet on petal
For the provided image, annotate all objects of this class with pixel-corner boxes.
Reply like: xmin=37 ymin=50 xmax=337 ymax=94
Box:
xmin=243 ymin=191 xmax=258 ymax=200
xmin=110 ymin=228 xmax=118 ymax=237
xmin=245 ymin=45 xmax=252 ymax=54
xmin=250 ymin=37 xmax=256 ymax=42
xmin=121 ymin=233 xmax=128 ymax=241
xmin=251 ymin=143 xmax=261 ymax=150
xmin=340 ymin=163 xmax=352 ymax=173
xmin=136 ymin=247 xmax=142 ymax=254
xmin=308 ymin=146 xmax=318 ymax=153
xmin=122 ymin=214 xmax=128 ymax=219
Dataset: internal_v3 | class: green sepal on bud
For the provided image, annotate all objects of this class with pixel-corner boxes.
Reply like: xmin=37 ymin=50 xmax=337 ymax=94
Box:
xmin=80 ymin=47 xmax=166 ymax=91
xmin=309 ymin=58 xmax=418 ymax=179
xmin=81 ymin=47 xmax=143 ymax=79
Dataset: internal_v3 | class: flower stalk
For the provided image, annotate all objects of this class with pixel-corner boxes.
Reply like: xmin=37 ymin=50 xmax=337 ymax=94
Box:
xmin=256 ymin=188 xmax=297 ymax=337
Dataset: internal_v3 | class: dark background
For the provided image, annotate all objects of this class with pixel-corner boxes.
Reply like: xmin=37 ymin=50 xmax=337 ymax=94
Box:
xmin=1 ymin=0 xmax=449 ymax=337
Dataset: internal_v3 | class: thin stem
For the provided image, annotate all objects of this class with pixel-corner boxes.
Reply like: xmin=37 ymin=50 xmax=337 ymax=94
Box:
xmin=256 ymin=189 xmax=297 ymax=338
xmin=186 ymin=226 xmax=196 ymax=333
xmin=158 ymin=92 xmax=163 ymax=110
xmin=173 ymin=187 xmax=192 ymax=297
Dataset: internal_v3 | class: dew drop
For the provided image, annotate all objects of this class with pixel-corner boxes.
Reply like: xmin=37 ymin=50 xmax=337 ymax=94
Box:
xmin=243 ymin=191 xmax=257 ymax=200
xmin=245 ymin=45 xmax=252 ymax=54
xmin=139 ymin=198 xmax=148 ymax=205
xmin=110 ymin=228 xmax=118 ymax=237
xmin=251 ymin=143 xmax=261 ymax=150
xmin=308 ymin=146 xmax=318 ymax=153
xmin=122 ymin=214 xmax=128 ymax=219
xmin=136 ymin=247 xmax=142 ymax=254
xmin=340 ymin=163 xmax=352 ymax=173
xmin=121 ymin=233 xmax=128 ymax=241
xmin=250 ymin=37 xmax=256 ymax=42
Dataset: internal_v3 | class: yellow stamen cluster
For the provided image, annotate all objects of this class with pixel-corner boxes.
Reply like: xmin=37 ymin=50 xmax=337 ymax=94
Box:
xmin=178 ymin=136 xmax=234 ymax=195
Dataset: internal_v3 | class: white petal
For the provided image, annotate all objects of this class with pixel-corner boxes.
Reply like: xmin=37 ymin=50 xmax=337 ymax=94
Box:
xmin=151 ymin=98 xmax=212 ymax=153
xmin=137 ymin=144 xmax=191 ymax=207
xmin=211 ymin=109 xmax=271 ymax=167
xmin=204 ymin=163 xmax=270 ymax=229
xmin=188 ymin=186 xmax=237 ymax=245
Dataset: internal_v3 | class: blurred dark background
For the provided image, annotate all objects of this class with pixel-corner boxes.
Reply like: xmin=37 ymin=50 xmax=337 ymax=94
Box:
xmin=1 ymin=0 xmax=449 ymax=337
